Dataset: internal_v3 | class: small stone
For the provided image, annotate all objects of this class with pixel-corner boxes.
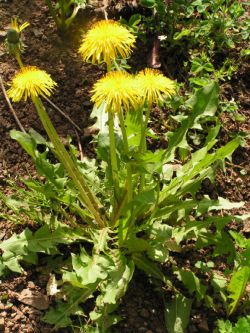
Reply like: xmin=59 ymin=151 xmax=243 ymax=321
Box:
xmin=23 ymin=306 xmax=30 ymax=313
xmin=1 ymin=311 xmax=7 ymax=318
xmin=33 ymin=28 xmax=43 ymax=37
xmin=75 ymin=89 xmax=83 ymax=98
xmin=14 ymin=314 xmax=22 ymax=321
xmin=0 ymin=30 xmax=7 ymax=41
xmin=27 ymin=281 xmax=36 ymax=289
xmin=138 ymin=327 xmax=147 ymax=332
xmin=0 ymin=318 xmax=4 ymax=328
xmin=17 ymin=289 xmax=49 ymax=310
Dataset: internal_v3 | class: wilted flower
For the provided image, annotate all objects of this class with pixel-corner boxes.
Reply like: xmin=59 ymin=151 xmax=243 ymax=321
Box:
xmin=79 ymin=20 xmax=136 ymax=67
xmin=8 ymin=66 xmax=57 ymax=102
xmin=136 ymin=68 xmax=175 ymax=106
xmin=91 ymin=71 xmax=138 ymax=112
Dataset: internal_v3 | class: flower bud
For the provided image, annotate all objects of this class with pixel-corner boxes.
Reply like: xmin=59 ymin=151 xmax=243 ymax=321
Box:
xmin=7 ymin=28 xmax=20 ymax=44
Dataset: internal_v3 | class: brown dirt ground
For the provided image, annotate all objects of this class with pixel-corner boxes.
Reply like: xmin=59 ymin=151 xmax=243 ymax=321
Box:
xmin=0 ymin=1 xmax=249 ymax=333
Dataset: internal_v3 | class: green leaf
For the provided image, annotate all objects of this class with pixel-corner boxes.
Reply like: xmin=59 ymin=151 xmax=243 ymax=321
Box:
xmin=164 ymin=82 xmax=219 ymax=162
xmin=196 ymin=196 xmax=244 ymax=216
xmin=215 ymin=316 xmax=250 ymax=333
xmin=29 ymin=128 xmax=47 ymax=145
xmin=140 ymin=0 xmax=156 ymax=8
xmin=146 ymin=222 xmax=177 ymax=262
xmin=216 ymin=319 xmax=233 ymax=333
xmin=132 ymin=253 xmax=173 ymax=288
xmin=0 ymin=225 xmax=86 ymax=275
xmin=174 ymin=269 xmax=207 ymax=300
xmin=147 ymin=244 xmax=169 ymax=263
xmin=173 ymin=215 xmax=234 ymax=244
xmin=89 ymin=102 xmax=109 ymax=134
xmin=10 ymin=130 xmax=36 ymax=159
xmin=43 ymin=285 xmax=93 ymax=328
xmin=165 ymin=294 xmax=192 ymax=333
xmin=211 ymin=272 xmax=227 ymax=290
xmin=227 ymin=266 xmax=250 ymax=315
xmin=125 ymin=109 xmax=141 ymax=147
xmin=71 ymin=248 xmax=112 ymax=286
xmin=174 ymin=29 xmax=192 ymax=40
xmin=160 ymin=137 xmax=241 ymax=203
xmin=229 ymin=231 xmax=249 ymax=249
xmin=234 ymin=316 xmax=250 ymax=333
xmin=102 ymin=259 xmax=134 ymax=304
xmin=125 ymin=236 xmax=150 ymax=252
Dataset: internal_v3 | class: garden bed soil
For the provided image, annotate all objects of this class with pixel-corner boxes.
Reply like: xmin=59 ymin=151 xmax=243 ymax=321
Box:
xmin=0 ymin=1 xmax=249 ymax=333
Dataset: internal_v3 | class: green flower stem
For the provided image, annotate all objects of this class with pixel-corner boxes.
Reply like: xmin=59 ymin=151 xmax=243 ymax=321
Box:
xmin=139 ymin=104 xmax=150 ymax=153
xmin=16 ymin=53 xmax=24 ymax=68
xmin=65 ymin=5 xmax=80 ymax=30
xmin=106 ymin=61 xmax=112 ymax=72
xmin=117 ymin=110 xmax=133 ymax=201
xmin=139 ymin=104 xmax=151 ymax=191
xmin=108 ymin=109 xmax=119 ymax=212
xmin=32 ymin=95 xmax=106 ymax=228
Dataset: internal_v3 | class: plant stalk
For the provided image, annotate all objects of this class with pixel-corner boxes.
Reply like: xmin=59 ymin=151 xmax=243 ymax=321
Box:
xmin=117 ymin=110 xmax=132 ymax=201
xmin=16 ymin=53 xmax=24 ymax=68
xmin=139 ymin=104 xmax=151 ymax=191
xmin=32 ymin=95 xmax=106 ymax=228
xmin=108 ymin=109 xmax=119 ymax=213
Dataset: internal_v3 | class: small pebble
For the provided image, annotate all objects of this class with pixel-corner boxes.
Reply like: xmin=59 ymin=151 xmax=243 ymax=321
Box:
xmin=1 ymin=311 xmax=7 ymax=318
xmin=0 ymin=318 xmax=4 ymax=327
xmin=27 ymin=281 xmax=36 ymax=289
xmin=14 ymin=314 xmax=22 ymax=321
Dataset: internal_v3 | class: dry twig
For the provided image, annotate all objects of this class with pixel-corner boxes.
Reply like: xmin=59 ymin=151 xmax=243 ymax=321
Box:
xmin=75 ymin=129 xmax=84 ymax=161
xmin=43 ymin=96 xmax=82 ymax=133
xmin=0 ymin=74 xmax=26 ymax=133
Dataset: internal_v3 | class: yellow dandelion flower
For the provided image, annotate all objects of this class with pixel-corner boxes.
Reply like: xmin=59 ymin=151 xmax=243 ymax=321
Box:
xmin=136 ymin=68 xmax=176 ymax=106
xmin=8 ymin=66 xmax=57 ymax=102
xmin=11 ymin=17 xmax=30 ymax=33
xmin=79 ymin=20 xmax=136 ymax=66
xmin=91 ymin=71 xmax=138 ymax=112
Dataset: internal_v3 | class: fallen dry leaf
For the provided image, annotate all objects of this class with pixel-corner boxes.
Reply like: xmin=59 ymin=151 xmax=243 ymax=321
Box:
xmin=17 ymin=289 xmax=49 ymax=310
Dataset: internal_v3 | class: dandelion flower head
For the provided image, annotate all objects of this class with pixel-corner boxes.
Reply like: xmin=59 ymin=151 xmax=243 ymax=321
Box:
xmin=79 ymin=20 xmax=136 ymax=66
xmin=11 ymin=17 xmax=30 ymax=33
xmin=136 ymin=68 xmax=176 ymax=106
xmin=8 ymin=66 xmax=57 ymax=102
xmin=91 ymin=71 xmax=138 ymax=112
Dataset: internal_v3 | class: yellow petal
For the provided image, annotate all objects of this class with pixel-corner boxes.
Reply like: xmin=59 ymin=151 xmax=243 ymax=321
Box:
xmin=91 ymin=71 xmax=138 ymax=112
xmin=79 ymin=20 xmax=136 ymax=65
xmin=136 ymin=68 xmax=176 ymax=106
xmin=8 ymin=66 xmax=57 ymax=102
